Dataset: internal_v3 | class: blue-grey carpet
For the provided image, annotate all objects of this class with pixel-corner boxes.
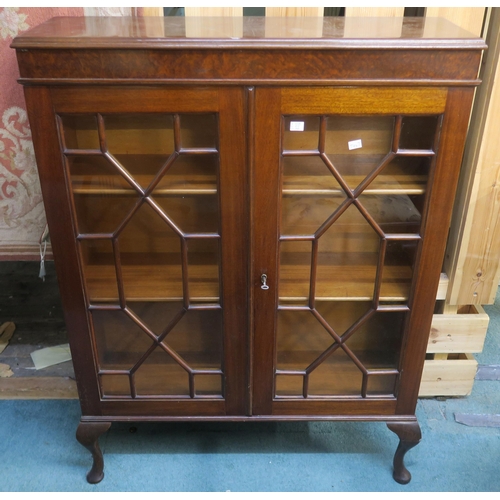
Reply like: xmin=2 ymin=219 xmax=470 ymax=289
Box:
xmin=1 ymin=288 xmax=499 ymax=491
xmin=1 ymin=385 xmax=499 ymax=492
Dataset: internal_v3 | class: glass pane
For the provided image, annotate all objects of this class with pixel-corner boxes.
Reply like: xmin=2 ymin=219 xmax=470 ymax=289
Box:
xmin=60 ymin=114 xmax=100 ymax=150
xmin=281 ymin=194 xmax=346 ymax=237
xmin=283 ymin=115 xmax=320 ymax=151
xmin=187 ymin=238 xmax=220 ymax=303
xmin=308 ymin=348 xmax=363 ymax=396
xmin=276 ymin=309 xmax=334 ymax=371
xmin=381 ymin=240 xmax=418 ymax=303
xmin=399 ymin=116 xmax=439 ymax=150
xmin=343 ymin=310 xmax=405 ymax=370
xmin=104 ymin=114 xmax=175 ymax=188
xmin=155 ymin=154 xmax=218 ymax=194
xmin=104 ymin=114 xmax=174 ymax=154
xmin=127 ymin=301 xmax=185 ymax=337
xmin=101 ymin=374 xmax=130 ymax=397
xmin=366 ymin=374 xmax=397 ymax=396
xmin=153 ymin=193 xmax=219 ymax=234
xmin=325 ymin=116 xmax=394 ymax=191
xmin=91 ymin=309 xmax=153 ymax=370
xmin=195 ymin=374 xmax=222 ymax=396
xmin=68 ymin=155 xmax=139 ymax=235
xmin=357 ymin=194 xmax=422 ymax=234
xmin=316 ymin=204 xmax=380 ymax=301
xmin=70 ymin=111 xmax=224 ymax=400
xmin=117 ymin=202 xmax=183 ymax=302
xmin=279 ymin=240 xmax=311 ymax=306
xmin=282 ymin=156 xmax=345 ymax=195
xmin=276 ymin=375 xmax=303 ymax=396
xmin=180 ymin=114 xmax=217 ymax=149
xmin=275 ymin=111 xmax=434 ymax=400
xmin=134 ymin=347 xmax=190 ymax=396
xmin=163 ymin=308 xmax=223 ymax=371
xmin=315 ymin=301 xmax=373 ymax=336
xmin=68 ymin=155 xmax=133 ymax=193
xmin=80 ymin=239 xmax=118 ymax=304
xmin=366 ymin=156 xmax=430 ymax=195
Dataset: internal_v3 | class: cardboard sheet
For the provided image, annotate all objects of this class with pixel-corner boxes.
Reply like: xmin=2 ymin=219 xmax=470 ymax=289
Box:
xmin=30 ymin=344 xmax=72 ymax=370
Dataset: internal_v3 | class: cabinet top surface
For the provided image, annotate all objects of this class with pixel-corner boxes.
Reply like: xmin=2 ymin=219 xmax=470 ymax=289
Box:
xmin=12 ymin=16 xmax=485 ymax=50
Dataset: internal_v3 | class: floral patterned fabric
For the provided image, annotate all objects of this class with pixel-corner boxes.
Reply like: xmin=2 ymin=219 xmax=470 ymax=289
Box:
xmin=0 ymin=7 xmax=84 ymax=258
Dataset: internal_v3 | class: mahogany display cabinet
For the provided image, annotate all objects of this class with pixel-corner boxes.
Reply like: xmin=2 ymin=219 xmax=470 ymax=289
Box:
xmin=12 ymin=16 xmax=486 ymax=484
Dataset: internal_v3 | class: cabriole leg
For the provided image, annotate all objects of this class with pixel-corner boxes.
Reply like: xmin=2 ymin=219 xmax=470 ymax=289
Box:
xmin=386 ymin=421 xmax=421 ymax=485
xmin=76 ymin=421 xmax=112 ymax=484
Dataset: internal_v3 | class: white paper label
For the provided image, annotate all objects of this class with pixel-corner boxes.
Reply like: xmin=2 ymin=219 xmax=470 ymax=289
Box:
xmin=348 ymin=139 xmax=363 ymax=150
xmin=290 ymin=121 xmax=305 ymax=132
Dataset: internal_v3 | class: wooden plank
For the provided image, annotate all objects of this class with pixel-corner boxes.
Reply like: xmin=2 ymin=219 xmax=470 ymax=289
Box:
xmin=445 ymin=9 xmax=500 ymax=305
xmin=427 ymin=305 xmax=489 ymax=353
xmin=184 ymin=13 xmax=243 ymax=38
xmin=0 ymin=377 xmax=78 ymax=399
xmin=266 ymin=8 xmax=323 ymax=17
xmin=141 ymin=8 xmax=163 ymax=17
xmin=425 ymin=8 xmax=485 ymax=36
xmin=281 ymin=87 xmax=448 ymax=115
xmin=52 ymin=87 xmax=220 ymax=114
xmin=184 ymin=7 xmax=243 ymax=17
xmin=436 ymin=273 xmax=449 ymax=300
xmin=419 ymin=353 xmax=477 ymax=397
xmin=345 ymin=8 xmax=405 ymax=17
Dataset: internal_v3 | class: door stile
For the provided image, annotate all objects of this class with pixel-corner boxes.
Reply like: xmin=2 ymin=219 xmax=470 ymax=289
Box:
xmin=25 ymin=86 xmax=102 ymax=416
xmin=252 ymin=88 xmax=282 ymax=415
xmin=395 ymin=87 xmax=476 ymax=415
xmin=218 ymin=87 xmax=249 ymax=415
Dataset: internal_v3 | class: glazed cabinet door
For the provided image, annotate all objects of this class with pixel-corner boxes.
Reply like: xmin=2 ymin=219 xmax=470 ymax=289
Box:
xmin=44 ymin=86 xmax=248 ymax=417
xmin=252 ymin=86 xmax=473 ymax=417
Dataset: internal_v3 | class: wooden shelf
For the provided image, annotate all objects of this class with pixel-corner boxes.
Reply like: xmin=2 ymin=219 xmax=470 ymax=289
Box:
xmin=70 ymin=154 xmax=217 ymax=195
xmin=280 ymin=263 xmax=412 ymax=302
xmin=84 ymin=261 xmax=410 ymax=302
xmin=283 ymin=173 xmax=427 ymax=195
xmin=85 ymin=263 xmax=219 ymax=302
xmin=282 ymin=155 xmax=428 ymax=195
xmin=279 ymin=250 xmax=413 ymax=302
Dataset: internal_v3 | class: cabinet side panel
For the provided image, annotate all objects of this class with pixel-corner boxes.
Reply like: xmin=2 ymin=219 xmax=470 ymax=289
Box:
xmin=219 ymin=87 xmax=249 ymax=415
xmin=396 ymin=87 xmax=476 ymax=415
xmin=252 ymin=88 xmax=282 ymax=415
xmin=24 ymin=86 xmax=101 ymax=415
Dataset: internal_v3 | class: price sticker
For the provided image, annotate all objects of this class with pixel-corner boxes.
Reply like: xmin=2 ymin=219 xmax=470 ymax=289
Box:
xmin=290 ymin=121 xmax=305 ymax=131
xmin=348 ymin=139 xmax=363 ymax=150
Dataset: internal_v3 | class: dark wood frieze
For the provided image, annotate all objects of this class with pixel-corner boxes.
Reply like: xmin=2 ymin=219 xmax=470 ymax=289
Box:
xmin=15 ymin=48 xmax=482 ymax=86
